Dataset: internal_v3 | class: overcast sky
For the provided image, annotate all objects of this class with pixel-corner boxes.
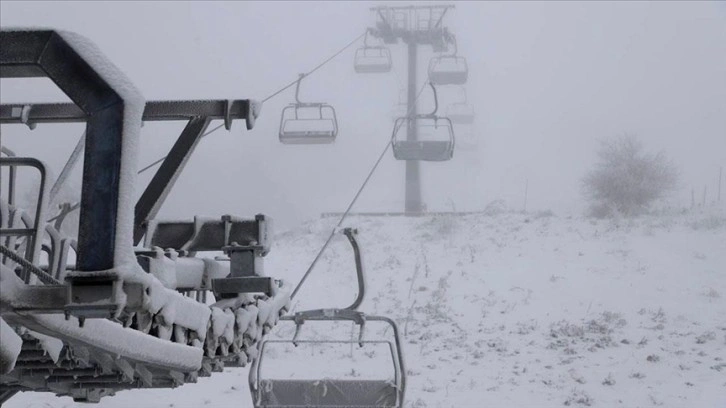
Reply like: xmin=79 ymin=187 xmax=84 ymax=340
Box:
xmin=1 ymin=1 xmax=725 ymax=231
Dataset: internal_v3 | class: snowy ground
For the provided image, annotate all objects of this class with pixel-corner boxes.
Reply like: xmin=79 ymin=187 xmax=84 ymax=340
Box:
xmin=6 ymin=208 xmax=726 ymax=408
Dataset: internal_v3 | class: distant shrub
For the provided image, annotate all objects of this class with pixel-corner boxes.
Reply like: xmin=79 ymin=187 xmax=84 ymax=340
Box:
xmin=483 ymin=199 xmax=507 ymax=216
xmin=582 ymin=135 xmax=679 ymax=218
xmin=690 ymin=214 xmax=726 ymax=231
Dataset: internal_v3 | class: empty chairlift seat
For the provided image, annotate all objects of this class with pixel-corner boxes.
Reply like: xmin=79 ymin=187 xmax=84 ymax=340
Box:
xmin=445 ymin=87 xmax=475 ymax=125
xmin=428 ymin=34 xmax=468 ymax=86
xmin=249 ymin=310 xmax=406 ymax=408
xmin=391 ymin=83 xmax=455 ymax=161
xmin=446 ymin=102 xmax=474 ymax=124
xmin=428 ymin=55 xmax=468 ymax=85
xmin=354 ymin=46 xmax=392 ymax=73
xmin=279 ymin=103 xmax=338 ymax=144
xmin=278 ymin=73 xmax=338 ymax=145
xmin=354 ymin=29 xmax=392 ymax=74
xmin=392 ymin=115 xmax=454 ymax=161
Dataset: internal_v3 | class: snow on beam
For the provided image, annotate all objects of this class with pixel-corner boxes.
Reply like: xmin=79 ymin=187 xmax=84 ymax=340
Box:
xmin=0 ymin=318 xmax=22 ymax=375
xmin=1 ymin=29 xmax=145 ymax=271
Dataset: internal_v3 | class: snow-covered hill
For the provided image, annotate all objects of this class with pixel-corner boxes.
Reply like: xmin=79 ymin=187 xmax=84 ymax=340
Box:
xmin=7 ymin=209 xmax=726 ymax=408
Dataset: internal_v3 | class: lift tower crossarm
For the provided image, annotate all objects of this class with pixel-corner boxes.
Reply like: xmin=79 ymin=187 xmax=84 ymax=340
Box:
xmin=0 ymin=99 xmax=261 ymax=245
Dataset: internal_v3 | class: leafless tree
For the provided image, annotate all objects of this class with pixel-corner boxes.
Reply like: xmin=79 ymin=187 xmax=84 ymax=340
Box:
xmin=583 ymin=135 xmax=679 ymax=218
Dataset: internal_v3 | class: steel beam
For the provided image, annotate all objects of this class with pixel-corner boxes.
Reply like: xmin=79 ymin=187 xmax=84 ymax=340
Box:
xmin=405 ymin=40 xmax=423 ymax=214
xmin=1 ymin=30 xmax=127 ymax=272
xmin=0 ymin=100 xmax=258 ymax=128
xmin=133 ymin=117 xmax=211 ymax=244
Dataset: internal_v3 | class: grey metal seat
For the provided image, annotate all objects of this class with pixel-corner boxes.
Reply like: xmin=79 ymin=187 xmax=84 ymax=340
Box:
xmin=354 ymin=30 xmax=392 ymax=74
xmin=354 ymin=47 xmax=393 ymax=73
xmin=428 ymin=55 xmax=468 ymax=85
xmin=390 ymin=83 xmax=455 ymax=162
xmin=447 ymin=109 xmax=475 ymax=125
xmin=258 ymin=379 xmax=398 ymax=407
xmin=392 ymin=140 xmax=453 ymax=161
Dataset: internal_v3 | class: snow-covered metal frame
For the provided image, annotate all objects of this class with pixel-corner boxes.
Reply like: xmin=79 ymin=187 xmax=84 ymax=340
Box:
xmin=0 ymin=158 xmax=47 ymax=271
xmin=1 ymin=30 xmax=130 ymax=273
xmin=0 ymin=29 xmax=287 ymax=404
xmin=0 ymin=100 xmax=261 ymax=245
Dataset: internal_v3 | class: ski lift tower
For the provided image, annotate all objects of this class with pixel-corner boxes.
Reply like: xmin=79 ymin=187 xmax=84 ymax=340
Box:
xmin=368 ymin=4 xmax=456 ymax=214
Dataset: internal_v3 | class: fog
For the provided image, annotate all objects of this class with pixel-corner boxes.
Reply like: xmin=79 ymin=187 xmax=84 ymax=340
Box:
xmin=1 ymin=1 xmax=725 ymax=231
xmin=2 ymin=3 xmax=726 ymax=407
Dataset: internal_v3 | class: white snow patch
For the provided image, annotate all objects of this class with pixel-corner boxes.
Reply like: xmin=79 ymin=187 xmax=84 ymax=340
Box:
xmin=0 ymin=318 xmax=22 ymax=375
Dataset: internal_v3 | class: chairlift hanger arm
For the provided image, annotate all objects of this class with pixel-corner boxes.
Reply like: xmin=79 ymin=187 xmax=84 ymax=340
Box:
xmin=433 ymin=7 xmax=450 ymax=28
xmin=420 ymin=82 xmax=439 ymax=117
xmin=446 ymin=33 xmax=458 ymax=56
xmin=293 ymin=74 xmax=306 ymax=104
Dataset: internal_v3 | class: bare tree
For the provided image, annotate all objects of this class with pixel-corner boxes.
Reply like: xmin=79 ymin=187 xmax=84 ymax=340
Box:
xmin=583 ymin=135 xmax=679 ymax=218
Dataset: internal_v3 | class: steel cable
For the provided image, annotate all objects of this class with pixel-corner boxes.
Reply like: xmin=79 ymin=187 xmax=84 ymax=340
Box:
xmin=138 ymin=31 xmax=367 ymax=174
xmin=291 ymin=80 xmax=430 ymax=300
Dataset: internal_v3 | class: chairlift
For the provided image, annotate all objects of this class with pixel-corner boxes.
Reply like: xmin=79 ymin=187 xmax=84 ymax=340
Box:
xmin=249 ymin=228 xmax=406 ymax=408
xmin=279 ymin=74 xmax=338 ymax=145
xmin=354 ymin=30 xmax=392 ymax=74
xmin=392 ymin=83 xmax=455 ymax=161
xmin=445 ymin=87 xmax=475 ymax=125
xmin=428 ymin=34 xmax=468 ymax=86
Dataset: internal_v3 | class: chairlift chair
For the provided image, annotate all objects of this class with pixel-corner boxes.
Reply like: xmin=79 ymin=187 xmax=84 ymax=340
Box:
xmin=428 ymin=34 xmax=468 ymax=86
xmin=279 ymin=74 xmax=338 ymax=145
xmin=392 ymin=83 xmax=455 ymax=161
xmin=250 ymin=311 xmax=405 ymax=408
xmin=354 ymin=30 xmax=392 ymax=74
xmin=445 ymin=87 xmax=475 ymax=125
xmin=249 ymin=228 xmax=406 ymax=408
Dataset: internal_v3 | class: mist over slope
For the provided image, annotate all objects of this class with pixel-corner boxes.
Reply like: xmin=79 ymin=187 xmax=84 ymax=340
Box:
xmin=7 ymin=208 xmax=726 ymax=408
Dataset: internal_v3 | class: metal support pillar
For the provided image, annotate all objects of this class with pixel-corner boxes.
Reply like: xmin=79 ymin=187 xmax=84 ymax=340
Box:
xmin=405 ymin=40 xmax=423 ymax=214
xmin=0 ymin=30 xmax=128 ymax=272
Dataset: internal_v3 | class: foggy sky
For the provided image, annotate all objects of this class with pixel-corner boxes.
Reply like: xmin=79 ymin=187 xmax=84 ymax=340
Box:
xmin=1 ymin=1 xmax=725 ymax=231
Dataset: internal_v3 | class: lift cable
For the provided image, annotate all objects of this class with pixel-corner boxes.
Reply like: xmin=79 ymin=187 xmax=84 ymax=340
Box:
xmin=138 ymin=31 xmax=367 ymax=175
xmin=290 ymin=80 xmax=431 ymax=300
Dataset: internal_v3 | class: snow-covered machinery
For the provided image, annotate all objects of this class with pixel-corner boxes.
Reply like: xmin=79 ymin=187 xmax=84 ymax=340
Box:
xmin=0 ymin=29 xmax=290 ymax=403
xmin=249 ymin=228 xmax=406 ymax=408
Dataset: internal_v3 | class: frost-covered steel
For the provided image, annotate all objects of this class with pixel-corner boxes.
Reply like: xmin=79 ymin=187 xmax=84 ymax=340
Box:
xmin=1 ymin=29 xmax=144 ymax=272
xmin=0 ymin=29 xmax=292 ymax=403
